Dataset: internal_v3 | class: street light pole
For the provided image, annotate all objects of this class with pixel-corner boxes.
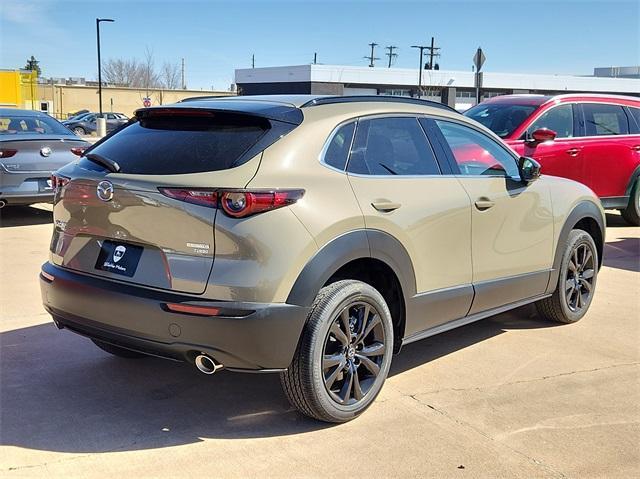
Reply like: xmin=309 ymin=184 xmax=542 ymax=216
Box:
xmin=96 ymin=18 xmax=114 ymax=118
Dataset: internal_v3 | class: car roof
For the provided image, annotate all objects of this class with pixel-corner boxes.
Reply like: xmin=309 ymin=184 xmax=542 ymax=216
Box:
xmin=0 ymin=108 xmax=48 ymax=117
xmin=481 ymin=93 xmax=640 ymax=108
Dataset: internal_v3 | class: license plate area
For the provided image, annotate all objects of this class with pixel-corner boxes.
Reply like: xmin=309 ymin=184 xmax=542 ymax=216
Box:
xmin=95 ymin=240 xmax=143 ymax=277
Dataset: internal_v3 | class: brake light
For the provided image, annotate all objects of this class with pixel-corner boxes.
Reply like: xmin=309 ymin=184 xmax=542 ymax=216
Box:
xmin=158 ymin=188 xmax=304 ymax=217
xmin=220 ymin=190 xmax=304 ymax=218
xmin=70 ymin=146 xmax=86 ymax=156
xmin=51 ymin=174 xmax=70 ymax=192
xmin=0 ymin=149 xmax=17 ymax=158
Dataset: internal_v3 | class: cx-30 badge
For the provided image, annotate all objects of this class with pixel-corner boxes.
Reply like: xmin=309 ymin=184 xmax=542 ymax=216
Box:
xmin=96 ymin=180 xmax=114 ymax=202
xmin=40 ymin=146 xmax=52 ymax=157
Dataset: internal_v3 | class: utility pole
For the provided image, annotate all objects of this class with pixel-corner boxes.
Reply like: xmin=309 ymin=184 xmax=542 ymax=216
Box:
xmin=96 ymin=18 xmax=114 ymax=117
xmin=251 ymin=54 xmax=255 ymax=68
xmin=411 ymin=44 xmax=427 ymax=97
xmin=313 ymin=52 xmax=317 ymax=64
xmin=385 ymin=45 xmax=398 ymax=68
xmin=364 ymin=42 xmax=379 ymax=68
xmin=181 ymin=58 xmax=185 ymax=89
xmin=425 ymin=36 xmax=441 ymax=70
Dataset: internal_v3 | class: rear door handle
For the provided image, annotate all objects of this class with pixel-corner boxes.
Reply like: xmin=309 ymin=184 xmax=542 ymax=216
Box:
xmin=474 ymin=199 xmax=495 ymax=211
xmin=566 ymin=148 xmax=581 ymax=157
xmin=632 ymin=145 xmax=640 ymax=152
xmin=371 ymin=201 xmax=401 ymax=212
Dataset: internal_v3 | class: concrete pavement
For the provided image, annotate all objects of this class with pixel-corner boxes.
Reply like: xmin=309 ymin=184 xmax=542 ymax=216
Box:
xmin=1 ymin=205 xmax=638 ymax=478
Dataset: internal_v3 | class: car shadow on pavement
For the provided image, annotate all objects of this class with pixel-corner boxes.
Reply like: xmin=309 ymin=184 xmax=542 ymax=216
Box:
xmin=0 ymin=305 xmax=558 ymax=454
xmin=0 ymin=205 xmax=52 ymax=228
xmin=603 ymin=237 xmax=640 ymax=273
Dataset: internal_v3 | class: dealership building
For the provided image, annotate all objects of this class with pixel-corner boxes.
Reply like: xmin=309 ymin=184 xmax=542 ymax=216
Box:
xmin=235 ymin=64 xmax=640 ymax=110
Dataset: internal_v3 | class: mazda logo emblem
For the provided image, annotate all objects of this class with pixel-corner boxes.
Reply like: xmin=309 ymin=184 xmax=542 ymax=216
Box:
xmin=40 ymin=146 xmax=52 ymax=157
xmin=96 ymin=180 xmax=114 ymax=202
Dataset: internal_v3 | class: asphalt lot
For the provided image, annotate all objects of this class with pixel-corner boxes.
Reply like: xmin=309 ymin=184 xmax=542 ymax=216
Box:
xmin=1 ymin=204 xmax=638 ymax=478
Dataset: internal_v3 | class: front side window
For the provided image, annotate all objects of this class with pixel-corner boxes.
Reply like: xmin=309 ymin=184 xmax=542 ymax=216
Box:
xmin=347 ymin=117 xmax=440 ymax=176
xmin=436 ymin=120 xmax=519 ymax=177
xmin=322 ymin=122 xmax=355 ymax=171
xmin=528 ymin=104 xmax=574 ymax=138
xmin=583 ymin=103 xmax=629 ymax=136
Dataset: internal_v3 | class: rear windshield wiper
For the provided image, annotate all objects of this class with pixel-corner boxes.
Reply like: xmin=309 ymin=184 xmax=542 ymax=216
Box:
xmin=84 ymin=153 xmax=121 ymax=173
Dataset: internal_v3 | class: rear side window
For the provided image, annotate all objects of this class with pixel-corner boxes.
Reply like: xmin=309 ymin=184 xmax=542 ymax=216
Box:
xmin=583 ymin=103 xmax=629 ymax=136
xmin=528 ymin=104 xmax=574 ymax=138
xmin=323 ymin=122 xmax=355 ymax=171
xmin=347 ymin=117 xmax=440 ymax=176
xmin=88 ymin=112 xmax=269 ymax=174
xmin=628 ymin=107 xmax=640 ymax=132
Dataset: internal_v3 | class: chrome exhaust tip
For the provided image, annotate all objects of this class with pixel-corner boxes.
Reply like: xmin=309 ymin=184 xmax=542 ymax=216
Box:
xmin=194 ymin=353 xmax=223 ymax=375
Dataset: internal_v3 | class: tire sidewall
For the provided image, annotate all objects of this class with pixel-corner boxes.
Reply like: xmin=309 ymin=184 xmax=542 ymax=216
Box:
xmin=557 ymin=230 xmax=598 ymax=322
xmin=308 ymin=282 xmax=394 ymax=421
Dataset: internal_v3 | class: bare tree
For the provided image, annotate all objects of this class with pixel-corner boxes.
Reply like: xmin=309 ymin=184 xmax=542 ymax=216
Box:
xmin=140 ymin=47 xmax=160 ymax=94
xmin=160 ymin=61 xmax=181 ymax=89
xmin=102 ymin=58 xmax=142 ymax=87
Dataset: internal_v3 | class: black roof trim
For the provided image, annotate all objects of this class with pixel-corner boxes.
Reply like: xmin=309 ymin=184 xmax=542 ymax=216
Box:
xmin=136 ymin=100 xmax=304 ymax=125
xmin=300 ymin=95 xmax=458 ymax=113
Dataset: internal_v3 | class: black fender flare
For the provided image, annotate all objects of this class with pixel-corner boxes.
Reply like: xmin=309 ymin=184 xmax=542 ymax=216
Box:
xmin=286 ymin=229 xmax=417 ymax=307
xmin=625 ymin=165 xmax=640 ymax=197
xmin=545 ymin=200 xmax=605 ymax=294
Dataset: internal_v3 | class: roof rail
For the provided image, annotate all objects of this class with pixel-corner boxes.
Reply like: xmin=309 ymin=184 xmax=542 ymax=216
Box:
xmin=300 ymin=95 xmax=458 ymax=113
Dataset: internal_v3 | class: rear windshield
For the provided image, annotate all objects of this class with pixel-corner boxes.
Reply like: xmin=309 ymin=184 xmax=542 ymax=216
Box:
xmin=464 ymin=103 xmax=538 ymax=138
xmin=0 ymin=114 xmax=71 ymax=136
xmin=87 ymin=112 xmax=269 ymax=174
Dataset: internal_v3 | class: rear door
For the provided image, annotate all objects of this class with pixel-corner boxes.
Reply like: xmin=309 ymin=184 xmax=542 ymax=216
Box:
xmin=50 ymin=109 xmax=273 ymax=294
xmin=578 ymin=103 xmax=637 ymax=198
xmin=345 ymin=115 xmax=473 ymax=335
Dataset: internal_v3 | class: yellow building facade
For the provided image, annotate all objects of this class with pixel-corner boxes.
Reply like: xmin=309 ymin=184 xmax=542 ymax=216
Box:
xmin=0 ymin=70 xmax=38 ymax=108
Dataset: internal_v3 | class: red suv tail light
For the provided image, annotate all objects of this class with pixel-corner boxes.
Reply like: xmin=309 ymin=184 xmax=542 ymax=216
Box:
xmin=158 ymin=188 xmax=304 ymax=218
xmin=0 ymin=149 xmax=17 ymax=158
xmin=70 ymin=146 xmax=87 ymax=156
xmin=51 ymin=173 xmax=70 ymax=192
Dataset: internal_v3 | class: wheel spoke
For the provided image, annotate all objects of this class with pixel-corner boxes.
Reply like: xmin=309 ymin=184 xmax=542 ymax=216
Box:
xmin=579 ymin=279 xmax=592 ymax=292
xmin=325 ymin=361 xmax=345 ymax=389
xmin=576 ymin=290 xmax=583 ymax=308
xmin=323 ymin=352 xmax=343 ymax=369
xmin=565 ymin=279 xmax=575 ymax=292
xmin=360 ymin=341 xmax=385 ymax=357
xmin=359 ymin=314 xmax=381 ymax=343
xmin=338 ymin=365 xmax=354 ymax=403
xmin=357 ymin=304 xmax=370 ymax=336
xmin=340 ymin=309 xmax=351 ymax=337
xmin=568 ymin=259 xmax=578 ymax=273
xmin=330 ymin=322 xmax=349 ymax=346
xmin=356 ymin=354 xmax=380 ymax=376
xmin=582 ymin=268 xmax=595 ymax=280
xmin=352 ymin=367 xmax=364 ymax=400
xmin=583 ymin=249 xmax=593 ymax=269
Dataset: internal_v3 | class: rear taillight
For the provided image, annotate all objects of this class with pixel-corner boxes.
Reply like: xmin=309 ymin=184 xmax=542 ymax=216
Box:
xmin=70 ymin=147 xmax=86 ymax=156
xmin=158 ymin=188 xmax=217 ymax=208
xmin=51 ymin=174 xmax=70 ymax=192
xmin=0 ymin=149 xmax=17 ymax=158
xmin=158 ymin=188 xmax=304 ymax=218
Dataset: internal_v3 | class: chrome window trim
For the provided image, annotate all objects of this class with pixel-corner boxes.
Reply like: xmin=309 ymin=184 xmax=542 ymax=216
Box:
xmin=318 ymin=118 xmax=358 ymax=174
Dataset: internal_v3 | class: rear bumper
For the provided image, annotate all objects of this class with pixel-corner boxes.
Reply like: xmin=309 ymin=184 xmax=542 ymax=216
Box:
xmin=0 ymin=174 xmax=53 ymax=205
xmin=40 ymin=262 xmax=309 ymax=371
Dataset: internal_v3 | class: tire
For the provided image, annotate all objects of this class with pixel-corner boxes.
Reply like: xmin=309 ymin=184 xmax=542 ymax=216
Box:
xmin=73 ymin=127 xmax=86 ymax=136
xmin=91 ymin=339 xmax=147 ymax=358
xmin=621 ymin=181 xmax=640 ymax=226
xmin=536 ymin=229 xmax=598 ymax=324
xmin=280 ymin=280 xmax=394 ymax=423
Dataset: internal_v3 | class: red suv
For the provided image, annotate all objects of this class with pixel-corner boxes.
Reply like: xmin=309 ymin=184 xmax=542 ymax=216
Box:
xmin=465 ymin=94 xmax=640 ymax=225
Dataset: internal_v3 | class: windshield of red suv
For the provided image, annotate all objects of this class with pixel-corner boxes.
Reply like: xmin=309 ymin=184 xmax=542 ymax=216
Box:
xmin=464 ymin=103 xmax=538 ymax=138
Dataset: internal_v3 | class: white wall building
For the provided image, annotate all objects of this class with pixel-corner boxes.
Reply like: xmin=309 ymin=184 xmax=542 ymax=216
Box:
xmin=235 ymin=64 xmax=640 ymax=110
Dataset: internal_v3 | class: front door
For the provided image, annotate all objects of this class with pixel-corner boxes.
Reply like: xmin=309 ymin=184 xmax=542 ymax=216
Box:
xmin=433 ymin=119 xmax=554 ymax=314
xmin=345 ymin=116 xmax=473 ymax=336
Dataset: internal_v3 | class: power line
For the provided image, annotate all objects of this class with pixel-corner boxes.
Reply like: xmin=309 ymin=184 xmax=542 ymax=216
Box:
xmin=364 ymin=42 xmax=380 ymax=68
xmin=385 ymin=45 xmax=398 ymax=68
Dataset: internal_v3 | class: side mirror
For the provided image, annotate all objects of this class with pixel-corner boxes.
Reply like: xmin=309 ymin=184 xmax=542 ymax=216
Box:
xmin=527 ymin=128 xmax=557 ymax=144
xmin=518 ymin=156 xmax=541 ymax=184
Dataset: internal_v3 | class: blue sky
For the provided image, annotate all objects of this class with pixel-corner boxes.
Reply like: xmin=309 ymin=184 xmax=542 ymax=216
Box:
xmin=1 ymin=0 xmax=638 ymax=90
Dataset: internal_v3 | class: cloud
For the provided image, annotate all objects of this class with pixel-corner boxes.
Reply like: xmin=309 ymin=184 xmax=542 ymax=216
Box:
xmin=0 ymin=1 xmax=68 ymax=40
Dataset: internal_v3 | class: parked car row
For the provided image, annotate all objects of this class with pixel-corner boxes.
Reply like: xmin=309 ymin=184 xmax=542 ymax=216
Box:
xmin=62 ymin=112 xmax=129 ymax=136
xmin=465 ymin=94 xmax=640 ymax=225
